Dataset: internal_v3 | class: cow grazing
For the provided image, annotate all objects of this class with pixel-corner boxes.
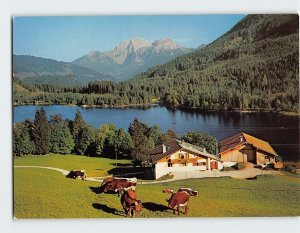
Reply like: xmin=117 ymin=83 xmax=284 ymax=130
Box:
xmin=162 ymin=189 xmax=174 ymax=194
xmin=178 ymin=188 xmax=198 ymax=196
xmin=101 ymin=177 xmax=137 ymax=186
xmin=121 ymin=190 xmax=142 ymax=217
xmin=101 ymin=178 xmax=137 ymax=196
xmin=101 ymin=177 xmax=115 ymax=186
xmin=168 ymin=192 xmax=189 ymax=215
xmin=66 ymin=170 xmax=86 ymax=181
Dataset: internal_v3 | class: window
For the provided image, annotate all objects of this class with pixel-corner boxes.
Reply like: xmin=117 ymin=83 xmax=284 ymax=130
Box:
xmin=180 ymin=155 xmax=184 ymax=159
xmin=265 ymin=156 xmax=270 ymax=160
xmin=199 ymin=162 xmax=206 ymax=166
xmin=168 ymin=159 xmax=172 ymax=167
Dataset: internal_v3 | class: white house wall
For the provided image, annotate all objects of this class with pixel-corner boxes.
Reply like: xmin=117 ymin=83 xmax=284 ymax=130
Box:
xmin=155 ymin=160 xmax=223 ymax=179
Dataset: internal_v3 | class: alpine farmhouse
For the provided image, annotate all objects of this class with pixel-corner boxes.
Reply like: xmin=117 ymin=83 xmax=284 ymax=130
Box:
xmin=218 ymin=132 xmax=283 ymax=169
xmin=146 ymin=139 xmax=222 ymax=179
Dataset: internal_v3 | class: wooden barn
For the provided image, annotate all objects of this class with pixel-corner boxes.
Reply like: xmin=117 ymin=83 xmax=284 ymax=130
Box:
xmin=218 ymin=132 xmax=283 ymax=168
xmin=146 ymin=139 xmax=222 ymax=179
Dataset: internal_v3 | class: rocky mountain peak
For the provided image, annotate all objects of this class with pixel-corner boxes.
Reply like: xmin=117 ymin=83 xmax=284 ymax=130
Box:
xmin=152 ymin=38 xmax=181 ymax=50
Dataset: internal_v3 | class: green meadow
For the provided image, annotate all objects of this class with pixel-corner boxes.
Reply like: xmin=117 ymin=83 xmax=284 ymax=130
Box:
xmin=14 ymin=154 xmax=131 ymax=177
xmin=14 ymin=155 xmax=300 ymax=218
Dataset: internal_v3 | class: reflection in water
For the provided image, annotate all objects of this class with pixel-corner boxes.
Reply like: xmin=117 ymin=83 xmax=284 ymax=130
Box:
xmin=14 ymin=105 xmax=299 ymax=161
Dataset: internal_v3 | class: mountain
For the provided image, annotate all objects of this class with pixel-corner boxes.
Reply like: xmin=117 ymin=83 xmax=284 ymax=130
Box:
xmin=72 ymin=37 xmax=193 ymax=80
xmin=128 ymin=14 xmax=299 ymax=111
xmin=13 ymin=55 xmax=116 ymax=86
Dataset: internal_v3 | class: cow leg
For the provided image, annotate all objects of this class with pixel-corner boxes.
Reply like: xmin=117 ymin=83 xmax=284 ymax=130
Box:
xmin=184 ymin=205 xmax=188 ymax=215
xmin=173 ymin=209 xmax=175 ymax=214
xmin=131 ymin=209 xmax=135 ymax=218
xmin=177 ymin=206 xmax=180 ymax=215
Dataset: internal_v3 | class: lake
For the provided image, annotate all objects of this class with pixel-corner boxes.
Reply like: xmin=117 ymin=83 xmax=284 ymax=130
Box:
xmin=13 ymin=105 xmax=299 ymax=161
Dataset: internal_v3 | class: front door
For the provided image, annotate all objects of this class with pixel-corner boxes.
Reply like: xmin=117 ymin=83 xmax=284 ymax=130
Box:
xmin=210 ymin=161 xmax=218 ymax=170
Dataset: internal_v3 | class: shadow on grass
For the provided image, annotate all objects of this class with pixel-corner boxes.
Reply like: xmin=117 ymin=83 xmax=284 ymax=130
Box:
xmin=142 ymin=202 xmax=169 ymax=212
xmin=90 ymin=186 xmax=119 ymax=195
xmin=109 ymin=163 xmax=133 ymax=167
xmin=92 ymin=203 xmax=124 ymax=216
xmin=90 ymin=186 xmax=102 ymax=194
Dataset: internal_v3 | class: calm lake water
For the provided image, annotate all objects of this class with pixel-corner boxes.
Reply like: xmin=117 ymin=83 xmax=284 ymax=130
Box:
xmin=13 ymin=105 xmax=299 ymax=161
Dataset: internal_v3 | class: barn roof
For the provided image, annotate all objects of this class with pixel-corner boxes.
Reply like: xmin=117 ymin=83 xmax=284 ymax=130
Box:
xmin=148 ymin=138 xmax=220 ymax=164
xmin=218 ymin=132 xmax=278 ymax=156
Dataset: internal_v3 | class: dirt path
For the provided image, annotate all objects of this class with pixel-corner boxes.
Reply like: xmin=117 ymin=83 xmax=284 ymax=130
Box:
xmin=14 ymin=166 xmax=102 ymax=182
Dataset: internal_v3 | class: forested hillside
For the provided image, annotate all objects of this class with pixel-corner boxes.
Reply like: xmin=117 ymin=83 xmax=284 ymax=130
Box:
xmin=129 ymin=14 xmax=299 ymax=111
xmin=13 ymin=55 xmax=116 ymax=86
xmin=13 ymin=15 xmax=299 ymax=112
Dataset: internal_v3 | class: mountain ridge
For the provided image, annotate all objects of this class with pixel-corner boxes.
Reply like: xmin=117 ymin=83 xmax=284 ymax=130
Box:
xmin=13 ymin=54 xmax=117 ymax=86
xmin=72 ymin=37 xmax=194 ymax=80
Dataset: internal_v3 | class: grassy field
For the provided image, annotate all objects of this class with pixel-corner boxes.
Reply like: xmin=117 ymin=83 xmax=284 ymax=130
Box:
xmin=14 ymin=166 xmax=300 ymax=218
xmin=14 ymin=154 xmax=131 ymax=177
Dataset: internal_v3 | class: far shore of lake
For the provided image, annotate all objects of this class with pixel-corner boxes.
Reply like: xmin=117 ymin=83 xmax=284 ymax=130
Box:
xmin=13 ymin=101 xmax=300 ymax=116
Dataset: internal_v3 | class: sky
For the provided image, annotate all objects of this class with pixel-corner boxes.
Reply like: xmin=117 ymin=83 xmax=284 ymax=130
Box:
xmin=13 ymin=15 xmax=245 ymax=62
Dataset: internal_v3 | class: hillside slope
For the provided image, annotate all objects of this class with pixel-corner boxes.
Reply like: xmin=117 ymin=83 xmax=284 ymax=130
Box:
xmin=128 ymin=14 xmax=299 ymax=111
xmin=13 ymin=55 xmax=117 ymax=86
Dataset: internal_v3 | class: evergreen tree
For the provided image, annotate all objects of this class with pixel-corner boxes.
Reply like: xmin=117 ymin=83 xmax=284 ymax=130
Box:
xmin=76 ymin=127 xmax=91 ymax=155
xmin=182 ymin=131 xmax=218 ymax=154
xmin=50 ymin=114 xmax=74 ymax=154
xmin=128 ymin=117 xmax=148 ymax=137
xmin=111 ymin=128 xmax=133 ymax=158
xmin=128 ymin=118 xmax=151 ymax=165
xmin=71 ymin=110 xmax=87 ymax=154
xmin=159 ymin=129 xmax=179 ymax=143
xmin=32 ymin=108 xmax=50 ymax=154
xmin=95 ymin=123 xmax=116 ymax=156
xmin=13 ymin=122 xmax=35 ymax=156
xmin=147 ymin=125 xmax=162 ymax=146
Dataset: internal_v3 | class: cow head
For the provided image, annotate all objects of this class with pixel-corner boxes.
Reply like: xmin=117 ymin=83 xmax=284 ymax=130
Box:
xmin=168 ymin=195 xmax=177 ymax=209
xmin=103 ymin=183 xmax=113 ymax=193
xmin=134 ymin=200 xmax=142 ymax=212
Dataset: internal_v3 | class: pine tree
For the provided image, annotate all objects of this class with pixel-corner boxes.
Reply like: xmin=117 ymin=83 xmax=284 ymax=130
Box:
xmin=71 ymin=110 xmax=87 ymax=154
xmin=128 ymin=118 xmax=150 ymax=165
xmin=76 ymin=127 xmax=91 ymax=155
xmin=111 ymin=128 xmax=133 ymax=158
xmin=32 ymin=108 xmax=50 ymax=155
xmin=13 ymin=123 xmax=35 ymax=156
xmin=182 ymin=131 xmax=218 ymax=154
xmin=50 ymin=114 xmax=74 ymax=154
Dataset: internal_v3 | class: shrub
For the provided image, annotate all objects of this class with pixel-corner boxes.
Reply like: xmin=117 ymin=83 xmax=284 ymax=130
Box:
xmin=285 ymin=165 xmax=296 ymax=174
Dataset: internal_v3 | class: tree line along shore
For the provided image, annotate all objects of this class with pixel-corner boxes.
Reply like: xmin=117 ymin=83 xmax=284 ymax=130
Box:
xmin=13 ymin=108 xmax=218 ymax=165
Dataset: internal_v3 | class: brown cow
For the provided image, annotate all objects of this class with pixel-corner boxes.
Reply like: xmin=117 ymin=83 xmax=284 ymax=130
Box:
xmin=66 ymin=170 xmax=86 ymax=181
xmin=101 ymin=177 xmax=115 ymax=186
xmin=120 ymin=190 xmax=142 ymax=217
xmin=101 ymin=179 xmax=136 ymax=196
xmin=168 ymin=192 xmax=189 ymax=215
xmin=178 ymin=188 xmax=198 ymax=196
xmin=162 ymin=188 xmax=174 ymax=194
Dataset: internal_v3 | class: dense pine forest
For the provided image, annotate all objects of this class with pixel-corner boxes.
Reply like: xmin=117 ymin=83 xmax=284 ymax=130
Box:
xmin=13 ymin=14 xmax=299 ymax=112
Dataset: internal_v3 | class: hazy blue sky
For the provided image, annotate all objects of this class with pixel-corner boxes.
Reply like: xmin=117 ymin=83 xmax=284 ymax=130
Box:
xmin=13 ymin=15 xmax=245 ymax=62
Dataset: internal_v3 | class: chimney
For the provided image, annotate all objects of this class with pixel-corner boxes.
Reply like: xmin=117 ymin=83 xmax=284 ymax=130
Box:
xmin=240 ymin=136 xmax=243 ymax=142
xmin=203 ymin=148 xmax=206 ymax=153
xmin=162 ymin=144 xmax=167 ymax=153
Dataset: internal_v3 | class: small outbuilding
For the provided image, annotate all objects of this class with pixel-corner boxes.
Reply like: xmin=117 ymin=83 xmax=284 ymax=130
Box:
xmin=218 ymin=132 xmax=283 ymax=168
xmin=146 ymin=139 xmax=222 ymax=179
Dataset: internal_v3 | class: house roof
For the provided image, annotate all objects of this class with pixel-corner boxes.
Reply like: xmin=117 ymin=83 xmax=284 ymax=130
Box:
xmin=218 ymin=132 xmax=278 ymax=156
xmin=148 ymin=138 xmax=220 ymax=164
